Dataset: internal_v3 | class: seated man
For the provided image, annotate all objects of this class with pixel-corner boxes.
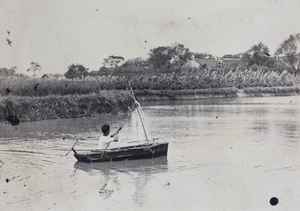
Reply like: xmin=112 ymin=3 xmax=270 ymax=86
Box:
xmin=97 ymin=124 xmax=121 ymax=149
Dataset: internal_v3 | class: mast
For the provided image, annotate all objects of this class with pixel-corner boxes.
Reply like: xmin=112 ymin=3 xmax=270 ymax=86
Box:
xmin=129 ymin=86 xmax=150 ymax=142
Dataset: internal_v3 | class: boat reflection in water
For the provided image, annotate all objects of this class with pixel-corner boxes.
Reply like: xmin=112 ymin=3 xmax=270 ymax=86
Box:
xmin=74 ymin=156 xmax=168 ymax=206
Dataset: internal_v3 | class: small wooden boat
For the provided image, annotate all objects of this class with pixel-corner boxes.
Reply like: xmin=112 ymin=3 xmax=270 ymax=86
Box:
xmin=72 ymin=142 xmax=168 ymax=163
xmin=70 ymin=86 xmax=169 ymax=163
xmin=74 ymin=155 xmax=168 ymax=171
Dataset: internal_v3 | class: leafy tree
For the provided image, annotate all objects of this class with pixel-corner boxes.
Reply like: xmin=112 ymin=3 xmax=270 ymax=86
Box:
xmin=148 ymin=43 xmax=192 ymax=68
xmin=169 ymin=43 xmax=192 ymax=66
xmin=241 ymin=42 xmax=275 ymax=68
xmin=27 ymin=62 xmax=42 ymax=77
xmin=194 ymin=53 xmax=214 ymax=59
xmin=275 ymin=33 xmax=300 ymax=75
xmin=0 ymin=66 xmax=16 ymax=76
xmin=64 ymin=64 xmax=88 ymax=79
xmin=148 ymin=46 xmax=172 ymax=68
xmin=123 ymin=57 xmax=148 ymax=67
xmin=103 ymin=56 xmax=125 ymax=68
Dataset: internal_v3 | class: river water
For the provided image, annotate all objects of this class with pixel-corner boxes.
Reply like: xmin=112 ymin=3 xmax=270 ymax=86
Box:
xmin=1 ymin=96 xmax=300 ymax=211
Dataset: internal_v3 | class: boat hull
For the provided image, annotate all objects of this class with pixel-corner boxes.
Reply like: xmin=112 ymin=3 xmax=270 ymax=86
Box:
xmin=73 ymin=142 xmax=168 ymax=163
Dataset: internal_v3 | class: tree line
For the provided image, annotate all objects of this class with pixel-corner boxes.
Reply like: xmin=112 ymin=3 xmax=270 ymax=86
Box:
xmin=63 ymin=33 xmax=300 ymax=79
xmin=1 ymin=33 xmax=299 ymax=78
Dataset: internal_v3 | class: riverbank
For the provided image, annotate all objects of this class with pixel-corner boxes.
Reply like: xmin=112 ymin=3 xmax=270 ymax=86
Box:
xmin=1 ymin=86 xmax=299 ymax=124
xmin=0 ymin=91 xmax=132 ymax=124
xmin=135 ymin=86 xmax=300 ymax=101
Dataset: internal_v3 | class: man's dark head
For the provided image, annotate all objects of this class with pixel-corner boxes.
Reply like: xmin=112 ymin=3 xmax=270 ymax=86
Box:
xmin=101 ymin=124 xmax=110 ymax=135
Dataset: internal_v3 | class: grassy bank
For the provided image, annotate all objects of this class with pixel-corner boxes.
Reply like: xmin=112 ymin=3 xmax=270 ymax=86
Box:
xmin=134 ymin=88 xmax=239 ymax=100
xmin=134 ymin=86 xmax=300 ymax=101
xmin=0 ymin=69 xmax=299 ymax=124
xmin=1 ymin=86 xmax=299 ymax=124
xmin=0 ymin=91 xmax=133 ymax=123
xmin=242 ymin=86 xmax=300 ymax=97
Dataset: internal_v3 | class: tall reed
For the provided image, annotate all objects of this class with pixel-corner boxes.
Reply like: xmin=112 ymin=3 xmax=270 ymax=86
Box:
xmin=0 ymin=68 xmax=296 ymax=97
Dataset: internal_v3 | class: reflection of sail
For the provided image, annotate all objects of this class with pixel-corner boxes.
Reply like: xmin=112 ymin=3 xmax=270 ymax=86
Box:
xmin=132 ymin=171 xmax=148 ymax=206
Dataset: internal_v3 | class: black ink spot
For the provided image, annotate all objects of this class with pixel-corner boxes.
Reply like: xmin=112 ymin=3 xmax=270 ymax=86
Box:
xmin=290 ymin=101 xmax=292 ymax=103
xmin=145 ymin=40 xmax=147 ymax=43
xmin=63 ymin=137 xmax=65 ymax=140
xmin=6 ymin=178 xmax=9 ymax=183
xmin=270 ymin=197 xmax=279 ymax=206
xmin=6 ymin=115 xmax=20 ymax=126
xmin=265 ymin=53 xmax=270 ymax=57
xmin=216 ymin=116 xmax=218 ymax=119
xmin=65 ymin=84 xmax=68 ymax=87
xmin=188 ymin=17 xmax=190 ymax=20
xmin=6 ymin=88 xmax=11 ymax=93
xmin=6 ymin=38 xmax=12 ymax=46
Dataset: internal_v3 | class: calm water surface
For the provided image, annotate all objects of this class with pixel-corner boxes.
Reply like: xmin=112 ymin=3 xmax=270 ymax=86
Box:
xmin=1 ymin=96 xmax=300 ymax=210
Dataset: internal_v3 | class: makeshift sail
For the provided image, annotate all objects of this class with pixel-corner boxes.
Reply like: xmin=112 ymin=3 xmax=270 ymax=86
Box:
xmin=132 ymin=100 xmax=154 ymax=142
xmin=129 ymin=87 xmax=154 ymax=143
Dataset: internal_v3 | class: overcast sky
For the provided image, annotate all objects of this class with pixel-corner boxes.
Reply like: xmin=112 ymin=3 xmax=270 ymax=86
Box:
xmin=1 ymin=0 xmax=299 ymax=75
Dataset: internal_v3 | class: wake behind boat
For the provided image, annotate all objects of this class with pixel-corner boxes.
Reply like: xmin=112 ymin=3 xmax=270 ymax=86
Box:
xmin=69 ymin=86 xmax=169 ymax=163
